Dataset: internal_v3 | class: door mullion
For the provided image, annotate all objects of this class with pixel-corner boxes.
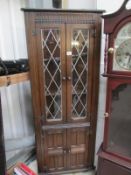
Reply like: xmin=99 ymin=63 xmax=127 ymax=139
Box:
xmin=66 ymin=25 xmax=72 ymax=123
xmin=61 ymin=24 xmax=67 ymax=123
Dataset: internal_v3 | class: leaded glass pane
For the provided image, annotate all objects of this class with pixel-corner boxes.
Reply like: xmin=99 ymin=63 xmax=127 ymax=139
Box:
xmin=41 ymin=29 xmax=62 ymax=121
xmin=71 ymin=29 xmax=89 ymax=119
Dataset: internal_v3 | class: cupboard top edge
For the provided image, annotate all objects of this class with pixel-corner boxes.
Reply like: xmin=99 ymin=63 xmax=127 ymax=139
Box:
xmin=21 ymin=8 xmax=105 ymax=14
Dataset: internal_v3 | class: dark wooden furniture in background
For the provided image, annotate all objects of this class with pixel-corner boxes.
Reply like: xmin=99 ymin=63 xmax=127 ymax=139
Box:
xmin=0 ymin=72 xmax=29 ymax=174
xmin=22 ymin=9 xmax=103 ymax=174
xmin=0 ymin=97 xmax=6 ymax=175
xmin=97 ymin=0 xmax=131 ymax=174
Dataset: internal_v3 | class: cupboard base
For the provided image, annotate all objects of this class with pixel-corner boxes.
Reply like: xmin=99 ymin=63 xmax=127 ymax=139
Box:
xmin=39 ymin=166 xmax=95 ymax=175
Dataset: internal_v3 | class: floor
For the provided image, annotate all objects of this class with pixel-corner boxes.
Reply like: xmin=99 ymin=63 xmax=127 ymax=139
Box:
xmin=28 ymin=160 xmax=95 ymax=175
xmin=65 ymin=172 xmax=95 ymax=175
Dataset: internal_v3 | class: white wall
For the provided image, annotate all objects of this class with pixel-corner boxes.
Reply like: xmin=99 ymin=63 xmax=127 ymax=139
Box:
xmin=25 ymin=0 xmax=52 ymax=8
xmin=97 ymin=0 xmax=124 ymax=13
xmin=62 ymin=0 xmax=97 ymax=9
xmin=0 ymin=0 xmax=27 ymax=60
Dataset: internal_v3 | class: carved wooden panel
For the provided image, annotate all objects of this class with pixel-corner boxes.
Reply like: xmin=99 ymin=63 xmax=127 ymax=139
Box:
xmin=42 ymin=129 xmax=66 ymax=172
xmin=67 ymin=127 xmax=90 ymax=169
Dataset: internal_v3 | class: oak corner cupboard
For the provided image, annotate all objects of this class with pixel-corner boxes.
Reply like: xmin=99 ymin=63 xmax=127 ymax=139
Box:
xmin=22 ymin=8 xmax=103 ymax=174
xmin=97 ymin=0 xmax=131 ymax=175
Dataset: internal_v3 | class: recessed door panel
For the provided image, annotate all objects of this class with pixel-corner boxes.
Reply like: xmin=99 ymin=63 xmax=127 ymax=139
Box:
xmin=67 ymin=127 xmax=90 ymax=169
xmin=42 ymin=129 xmax=66 ymax=172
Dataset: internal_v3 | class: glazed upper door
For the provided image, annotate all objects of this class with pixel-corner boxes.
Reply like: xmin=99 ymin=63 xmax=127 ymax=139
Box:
xmin=104 ymin=79 xmax=131 ymax=160
xmin=36 ymin=24 xmax=66 ymax=125
xmin=36 ymin=23 xmax=94 ymax=124
xmin=66 ymin=24 xmax=94 ymax=123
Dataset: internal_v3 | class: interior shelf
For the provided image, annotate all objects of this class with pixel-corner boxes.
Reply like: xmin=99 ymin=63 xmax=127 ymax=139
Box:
xmin=0 ymin=72 xmax=29 ymax=87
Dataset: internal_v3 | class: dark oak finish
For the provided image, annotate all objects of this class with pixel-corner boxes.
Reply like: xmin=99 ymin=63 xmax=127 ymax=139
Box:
xmin=22 ymin=9 xmax=102 ymax=174
xmin=0 ymin=96 xmax=6 ymax=175
xmin=97 ymin=0 xmax=131 ymax=174
xmin=22 ymin=8 xmax=104 ymax=13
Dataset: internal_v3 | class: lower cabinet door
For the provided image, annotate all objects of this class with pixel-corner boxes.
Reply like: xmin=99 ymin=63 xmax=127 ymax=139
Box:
xmin=42 ymin=129 xmax=67 ymax=173
xmin=42 ymin=127 xmax=90 ymax=173
xmin=67 ymin=127 xmax=90 ymax=170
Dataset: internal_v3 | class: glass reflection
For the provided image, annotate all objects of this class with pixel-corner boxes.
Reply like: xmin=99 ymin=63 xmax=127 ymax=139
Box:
xmin=42 ymin=29 xmax=62 ymax=121
xmin=71 ymin=29 xmax=89 ymax=119
xmin=107 ymin=84 xmax=131 ymax=158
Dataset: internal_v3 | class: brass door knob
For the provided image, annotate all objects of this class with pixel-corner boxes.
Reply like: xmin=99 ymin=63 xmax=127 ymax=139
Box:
xmin=67 ymin=76 xmax=71 ymax=80
xmin=62 ymin=77 xmax=66 ymax=80
xmin=108 ymin=48 xmax=114 ymax=54
xmin=104 ymin=112 xmax=109 ymax=118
